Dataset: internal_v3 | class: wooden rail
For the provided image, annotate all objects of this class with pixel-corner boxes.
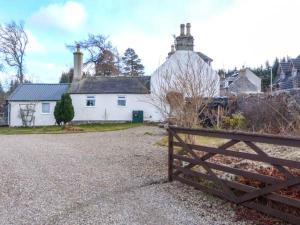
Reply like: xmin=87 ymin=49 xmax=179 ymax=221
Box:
xmin=168 ymin=126 xmax=300 ymax=224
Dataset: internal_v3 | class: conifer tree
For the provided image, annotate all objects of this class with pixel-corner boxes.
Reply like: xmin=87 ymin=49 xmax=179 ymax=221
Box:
xmin=54 ymin=93 xmax=74 ymax=125
xmin=122 ymin=48 xmax=144 ymax=76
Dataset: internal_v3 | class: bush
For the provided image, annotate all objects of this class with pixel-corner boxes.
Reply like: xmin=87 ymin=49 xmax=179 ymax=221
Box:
xmin=54 ymin=101 xmax=62 ymax=125
xmin=237 ymin=93 xmax=300 ymax=134
xmin=222 ymin=113 xmax=246 ymax=130
xmin=54 ymin=93 xmax=74 ymax=126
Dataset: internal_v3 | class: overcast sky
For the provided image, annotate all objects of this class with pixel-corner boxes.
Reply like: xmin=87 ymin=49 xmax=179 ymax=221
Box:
xmin=0 ymin=0 xmax=300 ymax=85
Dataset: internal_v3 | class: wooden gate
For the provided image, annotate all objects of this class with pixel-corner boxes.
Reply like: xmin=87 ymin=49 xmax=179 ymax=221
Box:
xmin=168 ymin=126 xmax=300 ymax=224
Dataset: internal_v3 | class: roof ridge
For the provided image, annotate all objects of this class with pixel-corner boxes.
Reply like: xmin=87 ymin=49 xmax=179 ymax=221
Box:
xmin=21 ymin=83 xmax=70 ymax=85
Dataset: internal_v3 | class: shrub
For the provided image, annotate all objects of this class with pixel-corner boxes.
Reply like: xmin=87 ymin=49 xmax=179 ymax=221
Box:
xmin=54 ymin=101 xmax=62 ymax=125
xmin=222 ymin=113 xmax=246 ymax=130
xmin=54 ymin=93 xmax=74 ymax=126
xmin=237 ymin=93 xmax=300 ymax=134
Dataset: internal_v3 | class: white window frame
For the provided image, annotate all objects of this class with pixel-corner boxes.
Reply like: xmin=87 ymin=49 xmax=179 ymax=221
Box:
xmin=117 ymin=96 xmax=126 ymax=107
xmin=86 ymin=96 xmax=96 ymax=107
xmin=41 ymin=102 xmax=50 ymax=114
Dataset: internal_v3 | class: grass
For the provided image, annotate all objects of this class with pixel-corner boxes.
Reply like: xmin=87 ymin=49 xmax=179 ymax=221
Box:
xmin=0 ymin=123 xmax=142 ymax=135
xmin=156 ymin=134 xmax=227 ymax=149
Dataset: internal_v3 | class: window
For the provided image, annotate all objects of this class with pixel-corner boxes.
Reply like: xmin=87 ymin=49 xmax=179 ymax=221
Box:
xmin=86 ymin=96 xmax=96 ymax=106
xmin=42 ymin=103 xmax=50 ymax=114
xmin=117 ymin=96 xmax=126 ymax=106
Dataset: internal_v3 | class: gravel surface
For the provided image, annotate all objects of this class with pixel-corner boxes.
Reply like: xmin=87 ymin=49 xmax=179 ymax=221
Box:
xmin=0 ymin=126 xmax=250 ymax=225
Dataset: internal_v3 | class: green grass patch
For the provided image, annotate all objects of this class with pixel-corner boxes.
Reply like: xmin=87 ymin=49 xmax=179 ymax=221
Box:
xmin=0 ymin=123 xmax=142 ymax=135
xmin=156 ymin=134 xmax=227 ymax=149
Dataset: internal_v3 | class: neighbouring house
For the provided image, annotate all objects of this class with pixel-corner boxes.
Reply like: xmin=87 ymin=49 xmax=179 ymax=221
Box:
xmin=220 ymin=68 xmax=261 ymax=95
xmin=7 ymin=23 xmax=219 ymax=126
xmin=7 ymin=84 xmax=69 ymax=126
xmin=275 ymin=55 xmax=300 ymax=90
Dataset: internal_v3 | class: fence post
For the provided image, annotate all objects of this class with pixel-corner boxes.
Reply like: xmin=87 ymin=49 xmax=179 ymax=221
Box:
xmin=168 ymin=128 xmax=174 ymax=182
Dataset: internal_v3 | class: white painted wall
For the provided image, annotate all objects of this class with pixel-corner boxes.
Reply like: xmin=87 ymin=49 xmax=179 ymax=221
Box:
xmin=9 ymin=101 xmax=57 ymax=127
xmin=70 ymin=94 xmax=162 ymax=122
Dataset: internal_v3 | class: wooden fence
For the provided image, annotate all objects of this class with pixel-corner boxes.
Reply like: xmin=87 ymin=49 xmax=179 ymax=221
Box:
xmin=168 ymin=126 xmax=300 ymax=224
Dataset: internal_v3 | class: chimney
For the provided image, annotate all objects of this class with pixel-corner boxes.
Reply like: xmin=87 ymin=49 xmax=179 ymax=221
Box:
xmin=186 ymin=23 xmax=191 ymax=36
xmin=180 ymin=24 xmax=185 ymax=36
xmin=73 ymin=44 xmax=83 ymax=82
xmin=171 ymin=45 xmax=175 ymax=53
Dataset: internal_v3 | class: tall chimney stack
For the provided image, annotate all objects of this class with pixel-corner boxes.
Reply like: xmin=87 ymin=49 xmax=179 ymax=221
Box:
xmin=73 ymin=44 xmax=83 ymax=82
xmin=186 ymin=23 xmax=191 ymax=36
xmin=180 ymin=24 xmax=185 ymax=36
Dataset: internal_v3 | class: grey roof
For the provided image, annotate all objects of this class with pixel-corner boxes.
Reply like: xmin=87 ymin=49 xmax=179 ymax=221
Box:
xmin=7 ymin=83 xmax=70 ymax=101
xmin=228 ymin=75 xmax=258 ymax=94
xmin=197 ymin=52 xmax=213 ymax=63
xmin=292 ymin=58 xmax=300 ymax=70
xmin=69 ymin=76 xmax=151 ymax=94
xmin=279 ymin=61 xmax=290 ymax=74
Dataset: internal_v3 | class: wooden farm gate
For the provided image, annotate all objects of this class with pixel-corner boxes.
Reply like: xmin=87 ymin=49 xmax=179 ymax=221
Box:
xmin=168 ymin=126 xmax=300 ymax=224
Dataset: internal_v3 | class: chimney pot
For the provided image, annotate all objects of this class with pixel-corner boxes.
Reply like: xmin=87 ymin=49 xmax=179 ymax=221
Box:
xmin=180 ymin=24 xmax=185 ymax=36
xmin=76 ymin=44 xmax=80 ymax=52
xmin=186 ymin=23 xmax=191 ymax=36
xmin=171 ymin=45 xmax=175 ymax=53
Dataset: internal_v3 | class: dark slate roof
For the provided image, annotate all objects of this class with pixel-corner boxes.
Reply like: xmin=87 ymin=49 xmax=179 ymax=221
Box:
xmin=292 ymin=58 xmax=300 ymax=70
xmin=69 ymin=76 xmax=151 ymax=94
xmin=279 ymin=61 xmax=290 ymax=74
xmin=197 ymin=52 xmax=213 ymax=63
xmin=279 ymin=76 xmax=293 ymax=89
xmin=228 ymin=75 xmax=258 ymax=93
xmin=7 ymin=83 xmax=70 ymax=101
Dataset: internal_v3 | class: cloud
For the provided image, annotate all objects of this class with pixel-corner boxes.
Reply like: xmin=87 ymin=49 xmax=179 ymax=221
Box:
xmin=189 ymin=0 xmax=300 ymax=69
xmin=29 ymin=1 xmax=86 ymax=32
xmin=26 ymin=31 xmax=45 ymax=53
xmin=26 ymin=61 xmax=69 ymax=83
xmin=112 ymin=0 xmax=300 ymax=73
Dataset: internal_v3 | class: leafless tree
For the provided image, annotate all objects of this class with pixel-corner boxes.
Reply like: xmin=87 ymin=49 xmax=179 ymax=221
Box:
xmin=150 ymin=52 xmax=219 ymax=132
xmin=0 ymin=21 xmax=28 ymax=83
xmin=67 ymin=34 xmax=119 ymax=76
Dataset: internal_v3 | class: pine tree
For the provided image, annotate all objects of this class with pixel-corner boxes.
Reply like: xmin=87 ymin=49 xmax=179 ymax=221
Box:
xmin=122 ymin=48 xmax=144 ymax=76
xmin=54 ymin=93 xmax=74 ymax=125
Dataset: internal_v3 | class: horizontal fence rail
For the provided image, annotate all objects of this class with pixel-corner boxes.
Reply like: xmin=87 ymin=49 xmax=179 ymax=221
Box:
xmin=168 ymin=126 xmax=300 ymax=225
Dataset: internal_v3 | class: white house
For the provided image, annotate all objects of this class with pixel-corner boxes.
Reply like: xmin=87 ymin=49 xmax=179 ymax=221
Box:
xmin=7 ymin=23 xmax=219 ymax=126
xmin=7 ymin=84 xmax=69 ymax=126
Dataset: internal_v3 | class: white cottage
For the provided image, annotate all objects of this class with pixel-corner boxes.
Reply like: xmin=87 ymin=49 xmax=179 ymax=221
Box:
xmin=68 ymin=45 xmax=159 ymax=123
xmin=7 ymin=83 xmax=69 ymax=126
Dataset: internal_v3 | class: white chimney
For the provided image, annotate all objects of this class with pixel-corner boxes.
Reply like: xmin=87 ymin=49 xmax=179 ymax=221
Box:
xmin=73 ymin=44 xmax=83 ymax=82
xmin=180 ymin=24 xmax=185 ymax=36
xmin=186 ymin=23 xmax=191 ymax=36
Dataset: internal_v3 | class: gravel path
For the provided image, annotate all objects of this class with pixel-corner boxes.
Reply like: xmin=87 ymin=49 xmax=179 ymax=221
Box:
xmin=0 ymin=126 xmax=250 ymax=225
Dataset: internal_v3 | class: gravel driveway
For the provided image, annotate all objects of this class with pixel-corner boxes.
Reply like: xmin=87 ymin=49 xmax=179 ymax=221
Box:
xmin=0 ymin=126 xmax=250 ymax=225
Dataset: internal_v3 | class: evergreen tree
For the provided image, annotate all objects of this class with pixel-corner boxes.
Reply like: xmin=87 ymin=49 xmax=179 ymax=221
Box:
xmin=54 ymin=93 xmax=74 ymax=125
xmin=122 ymin=48 xmax=144 ymax=76
xmin=54 ymin=101 xmax=62 ymax=125
xmin=59 ymin=68 xmax=74 ymax=83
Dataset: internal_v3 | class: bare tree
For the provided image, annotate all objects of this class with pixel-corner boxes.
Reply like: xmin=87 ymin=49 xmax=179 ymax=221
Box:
xmin=0 ymin=21 xmax=28 ymax=83
xmin=150 ymin=52 xmax=219 ymax=129
xmin=67 ymin=34 xmax=119 ymax=76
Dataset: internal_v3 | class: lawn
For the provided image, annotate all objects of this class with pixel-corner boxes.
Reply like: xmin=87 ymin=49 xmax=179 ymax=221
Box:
xmin=0 ymin=123 xmax=142 ymax=135
xmin=156 ymin=134 xmax=227 ymax=149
